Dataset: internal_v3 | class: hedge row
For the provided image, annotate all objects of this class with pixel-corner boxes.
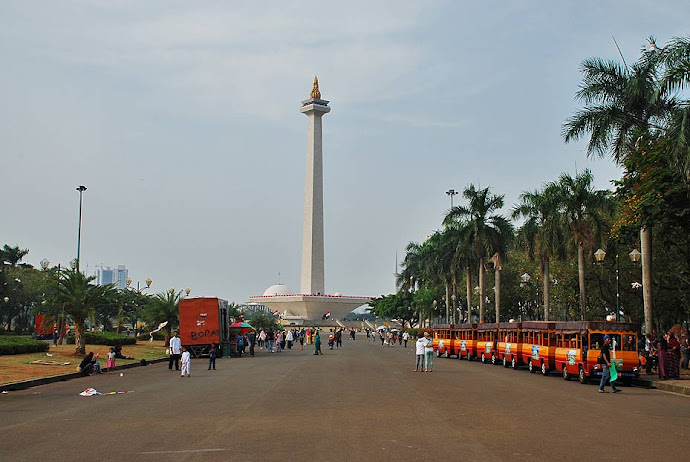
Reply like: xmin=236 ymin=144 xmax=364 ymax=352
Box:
xmin=65 ymin=332 xmax=137 ymax=346
xmin=137 ymin=331 xmax=166 ymax=341
xmin=0 ymin=337 xmax=50 ymax=355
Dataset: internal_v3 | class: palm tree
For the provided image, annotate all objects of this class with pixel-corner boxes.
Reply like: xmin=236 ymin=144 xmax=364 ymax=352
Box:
xmin=445 ymin=185 xmax=513 ymax=323
xmin=562 ymin=44 xmax=674 ymax=329
xmin=512 ymin=183 xmax=564 ymax=320
xmin=1 ymin=245 xmax=29 ymax=267
xmin=551 ymin=170 xmax=613 ymax=320
xmin=55 ymin=269 xmax=114 ymax=355
xmin=143 ymin=290 xmax=182 ymax=346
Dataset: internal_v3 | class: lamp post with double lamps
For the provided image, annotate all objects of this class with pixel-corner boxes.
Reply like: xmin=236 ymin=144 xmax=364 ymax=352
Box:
xmin=446 ymin=189 xmax=457 ymax=209
xmin=594 ymin=247 xmax=643 ymax=322
xmin=126 ymin=277 xmax=152 ymax=336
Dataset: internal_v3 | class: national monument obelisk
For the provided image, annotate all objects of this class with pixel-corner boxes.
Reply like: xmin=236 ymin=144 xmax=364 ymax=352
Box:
xmin=299 ymin=76 xmax=330 ymax=295
xmin=250 ymin=78 xmax=370 ymax=323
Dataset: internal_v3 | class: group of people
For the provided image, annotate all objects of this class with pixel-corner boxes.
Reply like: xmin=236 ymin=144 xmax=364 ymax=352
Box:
xmin=370 ymin=329 xmax=410 ymax=347
xmin=642 ymin=330 xmax=685 ymax=380
xmin=78 ymin=344 xmax=135 ymax=375
xmin=258 ymin=328 xmax=305 ymax=352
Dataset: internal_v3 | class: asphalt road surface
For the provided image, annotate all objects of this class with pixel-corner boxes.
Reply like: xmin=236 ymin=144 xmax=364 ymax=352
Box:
xmin=1 ymin=334 xmax=687 ymax=462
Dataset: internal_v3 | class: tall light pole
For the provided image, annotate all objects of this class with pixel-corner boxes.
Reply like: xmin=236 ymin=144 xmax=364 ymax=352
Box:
xmin=76 ymin=185 xmax=87 ymax=272
xmin=446 ymin=189 xmax=457 ymax=209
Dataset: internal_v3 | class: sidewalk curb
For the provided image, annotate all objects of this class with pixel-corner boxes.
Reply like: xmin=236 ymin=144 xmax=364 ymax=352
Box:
xmin=0 ymin=357 xmax=168 ymax=392
xmin=633 ymin=377 xmax=690 ymax=395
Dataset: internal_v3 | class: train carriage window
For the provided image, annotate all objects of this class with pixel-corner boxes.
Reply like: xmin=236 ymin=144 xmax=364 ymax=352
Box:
xmin=590 ymin=333 xmax=622 ymax=351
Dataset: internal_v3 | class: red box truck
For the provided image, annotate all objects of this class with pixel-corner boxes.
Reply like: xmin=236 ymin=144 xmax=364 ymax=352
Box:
xmin=178 ymin=297 xmax=230 ymax=358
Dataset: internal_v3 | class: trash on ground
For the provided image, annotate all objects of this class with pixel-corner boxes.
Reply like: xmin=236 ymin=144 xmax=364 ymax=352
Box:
xmin=120 ymin=373 xmax=124 ymax=376
xmin=1 ymin=391 xmax=8 ymax=394
xmin=46 ymin=353 xmax=53 ymax=357
xmin=31 ymin=360 xmax=71 ymax=366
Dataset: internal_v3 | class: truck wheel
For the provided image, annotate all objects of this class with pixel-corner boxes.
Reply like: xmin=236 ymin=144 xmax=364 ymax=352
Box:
xmin=541 ymin=360 xmax=549 ymax=376
xmin=563 ymin=365 xmax=571 ymax=381
xmin=491 ymin=353 xmax=497 ymax=365
xmin=528 ymin=360 xmax=535 ymax=373
xmin=579 ymin=366 xmax=588 ymax=384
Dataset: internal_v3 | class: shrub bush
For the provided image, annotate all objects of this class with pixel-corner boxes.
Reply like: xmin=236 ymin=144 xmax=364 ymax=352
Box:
xmin=64 ymin=332 xmax=136 ymax=346
xmin=0 ymin=336 xmax=50 ymax=355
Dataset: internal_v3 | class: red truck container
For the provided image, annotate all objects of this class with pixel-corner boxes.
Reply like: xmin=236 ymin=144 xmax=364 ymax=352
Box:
xmin=179 ymin=297 xmax=230 ymax=358
xmin=35 ymin=314 xmax=56 ymax=339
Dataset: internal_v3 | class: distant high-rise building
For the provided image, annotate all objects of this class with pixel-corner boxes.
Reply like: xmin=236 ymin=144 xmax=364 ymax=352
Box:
xmin=97 ymin=265 xmax=128 ymax=291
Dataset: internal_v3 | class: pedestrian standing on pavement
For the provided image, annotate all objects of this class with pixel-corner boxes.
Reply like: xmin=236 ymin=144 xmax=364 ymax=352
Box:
xmin=169 ymin=331 xmax=182 ymax=371
xmin=415 ymin=333 xmax=426 ymax=372
xmin=403 ymin=331 xmax=409 ymax=348
xmin=335 ymin=329 xmax=342 ymax=349
xmin=682 ymin=338 xmax=690 ymax=370
xmin=423 ymin=331 xmax=434 ymax=372
xmin=208 ymin=342 xmax=217 ymax=370
xmin=267 ymin=329 xmax=275 ymax=353
xmin=180 ymin=347 xmax=191 ymax=377
xmin=286 ymin=329 xmax=294 ymax=350
xmin=276 ymin=331 xmax=283 ymax=352
xmin=299 ymin=329 xmax=305 ymax=350
xmin=259 ymin=329 xmax=266 ymax=349
xmin=306 ymin=328 xmax=312 ymax=345
xmin=314 ymin=331 xmax=322 ymax=355
xmin=598 ymin=335 xmax=621 ymax=393
xmin=249 ymin=331 xmax=256 ymax=357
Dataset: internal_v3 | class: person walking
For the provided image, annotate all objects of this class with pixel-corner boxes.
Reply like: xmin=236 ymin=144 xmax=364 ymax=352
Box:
xmin=258 ymin=329 xmax=266 ymax=349
xmin=299 ymin=329 xmax=305 ymax=350
xmin=314 ymin=331 xmax=322 ymax=355
xmin=276 ymin=331 xmax=283 ymax=353
xmin=169 ymin=331 xmax=182 ymax=371
xmin=423 ymin=331 xmax=434 ymax=372
xmin=598 ymin=335 xmax=621 ymax=393
xmin=180 ymin=347 xmax=191 ymax=377
xmin=414 ymin=333 xmax=426 ymax=372
xmin=335 ymin=329 xmax=342 ymax=349
xmin=208 ymin=342 xmax=217 ymax=370
xmin=306 ymin=328 xmax=312 ymax=345
xmin=286 ymin=329 xmax=294 ymax=350
xmin=403 ymin=331 xmax=409 ymax=348
xmin=267 ymin=329 xmax=275 ymax=353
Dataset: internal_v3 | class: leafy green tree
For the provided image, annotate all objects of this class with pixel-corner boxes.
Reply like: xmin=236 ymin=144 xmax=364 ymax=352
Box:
xmin=551 ymin=170 xmax=613 ymax=320
xmin=512 ymin=183 xmax=565 ymax=320
xmin=0 ymin=245 xmax=29 ymax=267
xmin=247 ymin=312 xmax=278 ymax=332
xmin=445 ymin=185 xmax=512 ymax=322
xmin=55 ymin=269 xmax=115 ymax=355
xmin=142 ymin=290 xmax=181 ymax=346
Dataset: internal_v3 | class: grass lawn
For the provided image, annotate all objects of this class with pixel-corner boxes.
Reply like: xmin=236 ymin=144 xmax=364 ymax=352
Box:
xmin=0 ymin=341 xmax=168 ymax=385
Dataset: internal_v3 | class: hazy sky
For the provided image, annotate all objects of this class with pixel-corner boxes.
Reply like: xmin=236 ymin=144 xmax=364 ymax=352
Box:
xmin=2 ymin=1 xmax=688 ymax=304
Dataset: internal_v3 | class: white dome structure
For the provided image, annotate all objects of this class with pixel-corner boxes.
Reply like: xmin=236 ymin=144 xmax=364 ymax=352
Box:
xmin=263 ymin=284 xmax=291 ymax=296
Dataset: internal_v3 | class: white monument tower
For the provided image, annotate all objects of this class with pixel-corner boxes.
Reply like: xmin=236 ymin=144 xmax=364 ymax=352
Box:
xmin=299 ymin=76 xmax=330 ymax=295
xmin=250 ymin=78 xmax=370 ymax=323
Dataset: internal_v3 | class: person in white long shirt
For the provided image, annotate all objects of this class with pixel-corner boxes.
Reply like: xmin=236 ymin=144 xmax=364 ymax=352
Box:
xmin=169 ymin=331 xmax=182 ymax=371
xmin=180 ymin=347 xmax=191 ymax=377
xmin=414 ymin=333 xmax=426 ymax=372
xmin=423 ymin=331 xmax=434 ymax=372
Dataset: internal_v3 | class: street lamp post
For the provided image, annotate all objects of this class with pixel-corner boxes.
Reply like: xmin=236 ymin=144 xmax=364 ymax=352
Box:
xmin=75 ymin=185 xmax=87 ymax=272
xmin=595 ymin=247 xmax=641 ymax=322
xmin=446 ymin=189 xmax=457 ymax=209
xmin=126 ymin=277 xmax=152 ymax=336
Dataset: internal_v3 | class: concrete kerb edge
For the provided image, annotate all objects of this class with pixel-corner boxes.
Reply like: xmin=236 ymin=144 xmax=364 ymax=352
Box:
xmin=0 ymin=357 xmax=168 ymax=392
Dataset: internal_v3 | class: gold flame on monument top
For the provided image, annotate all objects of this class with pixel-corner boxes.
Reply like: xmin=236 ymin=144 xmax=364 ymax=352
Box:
xmin=310 ymin=76 xmax=321 ymax=99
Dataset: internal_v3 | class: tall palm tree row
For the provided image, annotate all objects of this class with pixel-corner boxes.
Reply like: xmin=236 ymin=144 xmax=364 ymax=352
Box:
xmin=563 ymin=35 xmax=690 ymax=329
xmin=444 ymin=185 xmax=513 ymax=323
xmin=512 ymin=182 xmax=565 ymax=321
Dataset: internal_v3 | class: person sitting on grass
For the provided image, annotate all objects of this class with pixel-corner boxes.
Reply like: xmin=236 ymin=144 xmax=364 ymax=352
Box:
xmin=79 ymin=352 xmax=102 ymax=375
xmin=114 ymin=344 xmax=134 ymax=360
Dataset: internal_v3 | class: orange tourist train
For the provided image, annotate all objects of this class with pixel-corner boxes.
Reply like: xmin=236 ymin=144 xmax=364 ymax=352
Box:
xmin=520 ymin=321 xmax=557 ymax=375
xmin=553 ymin=321 xmax=640 ymax=384
xmin=430 ymin=319 xmax=640 ymax=385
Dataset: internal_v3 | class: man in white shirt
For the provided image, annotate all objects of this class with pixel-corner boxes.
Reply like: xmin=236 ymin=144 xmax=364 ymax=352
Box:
xmin=423 ymin=331 xmax=434 ymax=372
xmin=414 ymin=333 xmax=426 ymax=372
xmin=168 ymin=331 xmax=182 ymax=371
xmin=402 ymin=331 xmax=410 ymax=348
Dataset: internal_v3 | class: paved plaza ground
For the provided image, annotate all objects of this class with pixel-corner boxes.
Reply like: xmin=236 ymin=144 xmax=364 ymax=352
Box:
xmin=1 ymin=334 xmax=687 ymax=461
